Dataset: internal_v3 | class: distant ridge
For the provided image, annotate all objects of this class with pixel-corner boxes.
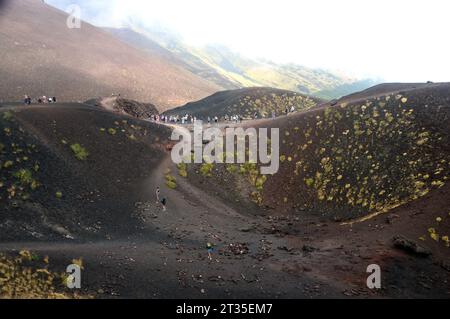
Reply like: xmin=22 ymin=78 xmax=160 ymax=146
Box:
xmin=164 ymin=87 xmax=324 ymax=119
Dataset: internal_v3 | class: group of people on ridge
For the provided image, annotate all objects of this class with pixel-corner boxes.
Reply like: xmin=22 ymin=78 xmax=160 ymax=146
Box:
xmin=23 ymin=95 xmax=57 ymax=105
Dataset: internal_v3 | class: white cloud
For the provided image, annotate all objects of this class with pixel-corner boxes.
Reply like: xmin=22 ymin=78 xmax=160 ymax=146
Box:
xmin=47 ymin=0 xmax=450 ymax=82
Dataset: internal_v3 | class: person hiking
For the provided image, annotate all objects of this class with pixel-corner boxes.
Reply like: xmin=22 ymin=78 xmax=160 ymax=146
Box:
xmin=161 ymin=197 xmax=167 ymax=212
xmin=155 ymin=186 xmax=160 ymax=203
xmin=206 ymin=242 xmax=214 ymax=261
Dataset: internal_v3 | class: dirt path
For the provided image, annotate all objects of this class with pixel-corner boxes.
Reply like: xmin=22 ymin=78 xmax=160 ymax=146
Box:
xmin=0 ymin=150 xmax=342 ymax=298
xmin=129 ymin=153 xmax=344 ymax=298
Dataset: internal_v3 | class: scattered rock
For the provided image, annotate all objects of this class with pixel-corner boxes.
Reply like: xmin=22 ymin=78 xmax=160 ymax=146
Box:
xmin=386 ymin=214 xmax=399 ymax=224
xmin=302 ymin=245 xmax=318 ymax=253
xmin=277 ymin=246 xmax=294 ymax=252
xmin=239 ymin=226 xmax=254 ymax=233
xmin=208 ymin=275 xmax=223 ymax=282
xmin=439 ymin=261 xmax=450 ymax=272
xmin=227 ymin=243 xmax=249 ymax=255
xmin=392 ymin=235 xmax=432 ymax=257
xmin=334 ymin=264 xmax=353 ymax=271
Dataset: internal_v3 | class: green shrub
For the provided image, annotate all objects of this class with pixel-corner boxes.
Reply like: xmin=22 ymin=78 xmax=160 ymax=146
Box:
xmin=165 ymin=174 xmax=177 ymax=189
xmin=70 ymin=144 xmax=89 ymax=161
xmin=177 ymin=163 xmax=188 ymax=178
xmin=0 ymin=251 xmax=87 ymax=299
xmin=200 ymin=163 xmax=214 ymax=177
xmin=226 ymin=164 xmax=238 ymax=174
xmin=3 ymin=160 xmax=13 ymax=169
xmin=13 ymin=169 xmax=39 ymax=190
xmin=13 ymin=169 xmax=33 ymax=185
xmin=2 ymin=111 xmax=13 ymax=121
xmin=166 ymin=180 xmax=177 ymax=189
xmin=255 ymin=175 xmax=267 ymax=191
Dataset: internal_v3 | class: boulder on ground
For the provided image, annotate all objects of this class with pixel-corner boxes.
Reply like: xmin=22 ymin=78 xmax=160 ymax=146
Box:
xmin=393 ymin=235 xmax=432 ymax=257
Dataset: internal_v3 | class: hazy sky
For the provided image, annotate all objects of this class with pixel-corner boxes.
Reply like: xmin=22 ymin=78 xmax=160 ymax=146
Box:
xmin=46 ymin=0 xmax=450 ymax=82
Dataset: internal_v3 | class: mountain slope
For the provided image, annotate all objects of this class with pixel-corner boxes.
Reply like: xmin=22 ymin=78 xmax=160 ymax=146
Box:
xmin=142 ymin=28 xmax=378 ymax=99
xmin=190 ymin=44 xmax=366 ymax=96
xmin=333 ymin=82 xmax=443 ymax=105
xmin=104 ymin=28 xmax=240 ymax=91
xmin=0 ymin=0 xmax=220 ymax=110
xmin=164 ymin=87 xmax=323 ymax=119
xmin=38 ymin=0 xmax=378 ymax=99
xmin=102 ymin=24 xmax=378 ymax=99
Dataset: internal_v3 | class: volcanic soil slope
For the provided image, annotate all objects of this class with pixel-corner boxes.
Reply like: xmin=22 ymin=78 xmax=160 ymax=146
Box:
xmin=85 ymin=97 xmax=159 ymax=120
xmin=0 ymin=103 xmax=170 ymax=241
xmin=0 ymin=83 xmax=449 ymax=299
xmin=260 ymin=83 xmax=450 ymax=220
xmin=0 ymin=0 xmax=219 ymax=110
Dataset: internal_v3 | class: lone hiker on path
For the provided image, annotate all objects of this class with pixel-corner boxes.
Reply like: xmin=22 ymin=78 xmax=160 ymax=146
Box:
xmin=161 ymin=197 xmax=167 ymax=212
xmin=24 ymin=95 xmax=31 ymax=105
xmin=206 ymin=242 xmax=214 ymax=261
xmin=156 ymin=186 xmax=160 ymax=203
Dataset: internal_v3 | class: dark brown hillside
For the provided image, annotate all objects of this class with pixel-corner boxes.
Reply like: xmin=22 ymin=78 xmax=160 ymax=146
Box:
xmin=0 ymin=0 xmax=219 ymax=110
xmin=85 ymin=97 xmax=159 ymax=119
xmin=0 ymin=103 xmax=171 ymax=241
xmin=331 ymin=82 xmax=443 ymax=106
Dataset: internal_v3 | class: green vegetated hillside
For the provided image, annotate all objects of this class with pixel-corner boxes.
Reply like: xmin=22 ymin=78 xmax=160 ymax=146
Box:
xmin=180 ymin=44 xmax=377 ymax=99
xmin=164 ymin=87 xmax=323 ymax=119
xmin=104 ymin=24 xmax=377 ymax=99
xmin=181 ymin=84 xmax=450 ymax=221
